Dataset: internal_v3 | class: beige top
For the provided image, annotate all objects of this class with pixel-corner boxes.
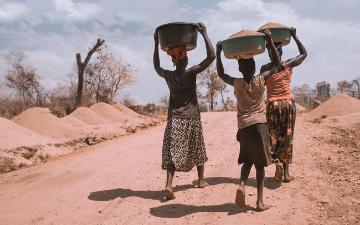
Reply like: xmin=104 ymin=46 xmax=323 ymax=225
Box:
xmin=234 ymin=75 xmax=267 ymax=129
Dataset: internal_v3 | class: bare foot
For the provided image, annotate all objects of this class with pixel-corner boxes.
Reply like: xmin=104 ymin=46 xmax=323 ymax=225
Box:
xmin=163 ymin=186 xmax=175 ymax=200
xmin=274 ymin=163 xmax=283 ymax=182
xmin=198 ymin=179 xmax=209 ymax=188
xmin=256 ymin=202 xmax=271 ymax=212
xmin=235 ymin=186 xmax=245 ymax=207
xmin=283 ymin=175 xmax=295 ymax=183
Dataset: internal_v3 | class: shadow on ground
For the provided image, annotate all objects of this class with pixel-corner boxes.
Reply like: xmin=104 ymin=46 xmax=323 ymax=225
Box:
xmin=149 ymin=203 xmax=258 ymax=218
xmin=88 ymin=183 xmax=193 ymax=202
xmin=88 ymin=176 xmax=280 ymax=202
xmin=202 ymin=176 xmax=281 ymax=190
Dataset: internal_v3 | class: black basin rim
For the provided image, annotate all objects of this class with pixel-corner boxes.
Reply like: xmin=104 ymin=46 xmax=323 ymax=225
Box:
xmin=156 ymin=22 xmax=197 ymax=33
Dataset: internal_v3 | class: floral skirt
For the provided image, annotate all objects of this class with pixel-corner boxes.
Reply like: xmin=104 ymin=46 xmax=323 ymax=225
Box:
xmin=162 ymin=117 xmax=208 ymax=172
xmin=266 ymin=99 xmax=296 ymax=164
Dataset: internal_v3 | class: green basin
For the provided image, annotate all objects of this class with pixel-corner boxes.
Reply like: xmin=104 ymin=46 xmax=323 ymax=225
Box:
xmin=258 ymin=27 xmax=291 ymax=46
xmin=222 ymin=35 xmax=265 ymax=59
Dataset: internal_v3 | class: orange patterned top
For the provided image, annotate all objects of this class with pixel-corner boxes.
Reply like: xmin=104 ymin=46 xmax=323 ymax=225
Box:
xmin=266 ymin=64 xmax=294 ymax=102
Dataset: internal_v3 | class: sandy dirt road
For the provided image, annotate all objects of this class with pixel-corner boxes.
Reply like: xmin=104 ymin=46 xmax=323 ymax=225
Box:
xmin=0 ymin=112 xmax=358 ymax=225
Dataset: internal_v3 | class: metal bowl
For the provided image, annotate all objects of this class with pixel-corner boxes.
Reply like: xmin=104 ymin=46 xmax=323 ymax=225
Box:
xmin=156 ymin=22 xmax=198 ymax=52
xmin=222 ymin=30 xmax=265 ymax=59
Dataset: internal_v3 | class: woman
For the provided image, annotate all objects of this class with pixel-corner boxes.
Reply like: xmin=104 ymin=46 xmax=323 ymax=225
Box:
xmin=153 ymin=23 xmax=215 ymax=200
xmin=260 ymin=27 xmax=307 ymax=183
xmin=216 ymin=30 xmax=280 ymax=211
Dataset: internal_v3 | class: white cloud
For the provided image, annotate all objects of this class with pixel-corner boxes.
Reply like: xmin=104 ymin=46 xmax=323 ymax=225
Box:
xmin=200 ymin=0 xmax=360 ymax=89
xmin=54 ymin=0 xmax=101 ymax=21
xmin=218 ymin=0 xmax=265 ymax=13
xmin=0 ymin=0 xmax=359 ymax=103
xmin=0 ymin=2 xmax=28 ymax=21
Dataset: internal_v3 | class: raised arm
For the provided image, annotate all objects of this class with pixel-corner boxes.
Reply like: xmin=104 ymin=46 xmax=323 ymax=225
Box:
xmin=260 ymin=29 xmax=281 ymax=73
xmin=153 ymin=32 xmax=169 ymax=78
xmin=262 ymin=29 xmax=282 ymax=80
xmin=216 ymin=41 xmax=235 ymax=86
xmin=187 ymin=23 xmax=216 ymax=75
xmin=261 ymin=64 xmax=278 ymax=80
xmin=286 ymin=27 xmax=307 ymax=69
xmin=264 ymin=29 xmax=282 ymax=69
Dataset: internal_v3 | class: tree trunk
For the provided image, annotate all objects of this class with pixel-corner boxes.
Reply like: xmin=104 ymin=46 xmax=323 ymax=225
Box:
xmin=75 ymin=39 xmax=105 ymax=107
xmin=76 ymin=54 xmax=84 ymax=106
xmin=220 ymin=91 xmax=228 ymax=111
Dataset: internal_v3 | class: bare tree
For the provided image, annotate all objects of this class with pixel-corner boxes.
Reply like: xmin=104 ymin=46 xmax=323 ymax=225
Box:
xmin=76 ymin=38 xmax=105 ymax=107
xmin=337 ymin=80 xmax=353 ymax=93
xmin=159 ymin=94 xmax=169 ymax=114
xmin=4 ymin=52 xmax=43 ymax=107
xmin=46 ymin=74 xmax=79 ymax=116
xmin=196 ymin=90 xmax=208 ymax=112
xmin=159 ymin=94 xmax=169 ymax=107
xmin=84 ymin=47 xmax=135 ymax=103
xmin=219 ymin=82 xmax=229 ymax=111
xmin=120 ymin=94 xmax=136 ymax=107
xmin=301 ymin=83 xmax=310 ymax=95
xmin=353 ymin=77 xmax=360 ymax=99
xmin=225 ymin=97 xmax=235 ymax=110
xmin=198 ymin=64 xmax=225 ymax=111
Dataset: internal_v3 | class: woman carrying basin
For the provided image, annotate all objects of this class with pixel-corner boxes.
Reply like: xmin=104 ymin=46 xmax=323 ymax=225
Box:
xmin=258 ymin=23 xmax=307 ymax=183
xmin=216 ymin=29 xmax=280 ymax=211
xmin=153 ymin=22 xmax=215 ymax=200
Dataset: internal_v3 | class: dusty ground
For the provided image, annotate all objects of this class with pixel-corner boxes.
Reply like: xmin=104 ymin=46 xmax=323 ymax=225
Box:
xmin=0 ymin=111 xmax=359 ymax=225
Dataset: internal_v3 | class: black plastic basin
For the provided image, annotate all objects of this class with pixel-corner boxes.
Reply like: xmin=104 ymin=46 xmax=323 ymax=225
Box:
xmin=156 ymin=22 xmax=198 ymax=51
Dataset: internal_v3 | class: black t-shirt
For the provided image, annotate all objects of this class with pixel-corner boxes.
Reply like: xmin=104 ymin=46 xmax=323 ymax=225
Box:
xmin=160 ymin=70 xmax=200 ymax=119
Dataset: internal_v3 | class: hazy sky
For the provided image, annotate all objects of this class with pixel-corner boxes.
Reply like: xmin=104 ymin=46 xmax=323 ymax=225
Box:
xmin=0 ymin=0 xmax=359 ymax=103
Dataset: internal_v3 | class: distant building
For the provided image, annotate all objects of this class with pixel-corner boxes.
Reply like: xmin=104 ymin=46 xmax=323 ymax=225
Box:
xmin=316 ymin=81 xmax=331 ymax=98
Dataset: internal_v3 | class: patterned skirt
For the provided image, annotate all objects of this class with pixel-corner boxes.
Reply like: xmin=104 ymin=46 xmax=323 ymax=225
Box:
xmin=266 ymin=99 xmax=296 ymax=164
xmin=162 ymin=117 xmax=208 ymax=172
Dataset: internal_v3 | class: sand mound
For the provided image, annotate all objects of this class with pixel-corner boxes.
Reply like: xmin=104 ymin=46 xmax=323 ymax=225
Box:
xmin=12 ymin=108 xmax=81 ymax=139
xmin=321 ymin=112 xmax=360 ymax=129
xmin=295 ymin=103 xmax=306 ymax=112
xmin=113 ymin=103 xmax=152 ymax=127
xmin=0 ymin=117 xmax=50 ymax=150
xmin=69 ymin=107 xmax=111 ymax=125
xmin=113 ymin=104 xmax=142 ymax=118
xmin=90 ymin=103 xmax=129 ymax=123
xmin=308 ymin=94 xmax=360 ymax=120
xmin=61 ymin=116 xmax=87 ymax=127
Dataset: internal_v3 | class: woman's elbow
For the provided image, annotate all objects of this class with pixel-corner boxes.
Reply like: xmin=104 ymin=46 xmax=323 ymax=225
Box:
xmin=303 ymin=51 xmax=308 ymax=59
xmin=300 ymin=52 xmax=307 ymax=62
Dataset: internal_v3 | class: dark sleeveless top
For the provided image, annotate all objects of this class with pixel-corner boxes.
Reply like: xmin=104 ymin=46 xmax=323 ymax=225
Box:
xmin=160 ymin=70 xmax=200 ymax=119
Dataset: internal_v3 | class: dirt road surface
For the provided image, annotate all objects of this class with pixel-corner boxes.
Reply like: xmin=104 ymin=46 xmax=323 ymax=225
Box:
xmin=1 ymin=112 xmax=359 ymax=225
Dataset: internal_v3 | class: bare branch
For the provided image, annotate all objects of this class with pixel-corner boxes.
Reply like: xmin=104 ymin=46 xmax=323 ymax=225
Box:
xmin=83 ymin=39 xmax=105 ymax=67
